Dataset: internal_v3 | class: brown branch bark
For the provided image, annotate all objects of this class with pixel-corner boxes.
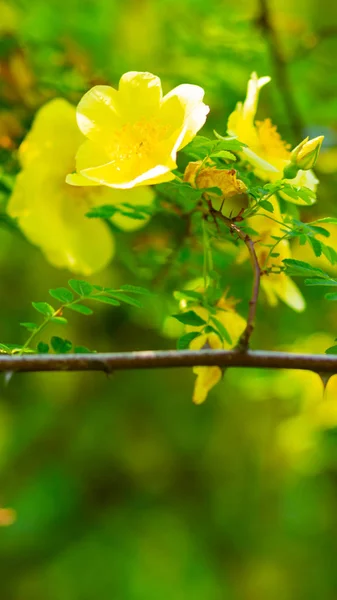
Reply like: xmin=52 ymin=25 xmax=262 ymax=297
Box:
xmin=208 ymin=207 xmax=261 ymax=349
xmin=0 ymin=350 xmax=337 ymax=374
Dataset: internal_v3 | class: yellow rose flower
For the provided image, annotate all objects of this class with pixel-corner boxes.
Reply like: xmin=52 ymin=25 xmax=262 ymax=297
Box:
xmin=227 ymin=72 xmax=319 ymax=204
xmin=185 ymin=296 xmax=246 ymax=405
xmin=7 ymin=98 xmax=154 ymax=275
xmin=67 ymin=71 xmax=209 ymax=189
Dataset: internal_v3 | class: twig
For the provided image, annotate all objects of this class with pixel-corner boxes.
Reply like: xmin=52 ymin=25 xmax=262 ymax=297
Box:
xmin=207 ymin=206 xmax=261 ymax=349
xmin=256 ymin=0 xmax=304 ymax=141
xmin=0 ymin=350 xmax=337 ymax=373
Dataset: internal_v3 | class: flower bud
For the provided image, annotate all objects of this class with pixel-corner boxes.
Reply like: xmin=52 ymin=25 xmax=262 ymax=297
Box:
xmin=290 ymin=135 xmax=324 ymax=171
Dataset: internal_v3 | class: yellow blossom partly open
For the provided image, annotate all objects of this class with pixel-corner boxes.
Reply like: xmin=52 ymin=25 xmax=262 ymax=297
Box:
xmin=238 ymin=196 xmax=305 ymax=312
xmin=227 ymin=73 xmax=320 ymax=204
xmin=184 ymin=295 xmax=246 ymax=404
xmin=7 ymin=98 xmax=154 ymax=275
xmin=67 ymin=71 xmax=209 ymax=190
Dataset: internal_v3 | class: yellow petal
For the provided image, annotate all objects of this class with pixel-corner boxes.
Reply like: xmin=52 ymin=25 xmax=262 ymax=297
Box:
xmin=19 ymin=98 xmax=82 ymax=171
xmin=242 ymin=73 xmax=271 ymax=123
xmin=262 ymin=274 xmax=306 ymax=312
xmin=192 ymin=366 xmax=222 ymax=405
xmin=76 ymin=85 xmax=123 ymax=144
xmin=162 ymin=84 xmax=209 ymax=149
xmin=8 ymin=167 xmax=114 ymax=275
xmin=101 ymin=186 xmax=155 ymax=231
xmin=66 ymin=172 xmax=101 ymax=187
xmin=118 ymin=71 xmax=163 ymax=120
xmin=76 ymin=130 xmax=182 ymax=188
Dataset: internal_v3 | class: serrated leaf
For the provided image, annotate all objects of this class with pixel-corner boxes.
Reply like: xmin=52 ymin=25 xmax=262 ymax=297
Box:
xmin=283 ymin=259 xmax=330 ymax=279
xmin=50 ymin=336 xmax=72 ymax=353
xmin=20 ymin=322 xmax=37 ymax=331
xmin=32 ymin=302 xmax=55 ymax=316
xmin=326 ymin=345 xmax=337 ymax=355
xmin=305 ymin=279 xmax=337 ymax=287
xmin=74 ymin=345 xmax=94 ymax=354
xmin=210 ymin=316 xmax=232 ymax=345
xmin=37 ymin=342 xmax=49 ymax=354
xmin=308 ymin=236 xmax=322 ymax=257
xmin=103 ymin=291 xmax=142 ymax=307
xmin=173 ymin=290 xmax=203 ymax=302
xmin=49 ymin=287 xmax=74 ymax=303
xmin=311 ymin=217 xmax=337 ymax=225
xmin=86 ymin=205 xmax=118 ymax=219
xmin=92 ymin=296 xmax=121 ymax=306
xmin=67 ymin=304 xmax=93 ymax=315
xmin=172 ymin=310 xmax=207 ymax=327
xmin=259 ymin=199 xmax=274 ymax=212
xmin=210 ymin=150 xmax=236 ymax=161
xmin=177 ymin=332 xmax=202 ymax=350
xmin=50 ymin=316 xmax=68 ymax=325
xmin=120 ymin=284 xmax=151 ymax=295
xmin=68 ymin=279 xmax=93 ymax=297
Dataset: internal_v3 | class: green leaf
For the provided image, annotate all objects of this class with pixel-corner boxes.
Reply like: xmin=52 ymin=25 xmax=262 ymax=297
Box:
xmin=86 ymin=205 xmax=118 ymax=219
xmin=210 ymin=150 xmax=236 ymax=161
xmin=177 ymin=332 xmax=202 ymax=350
xmin=311 ymin=217 xmax=337 ymax=225
xmin=174 ymin=290 xmax=204 ymax=302
xmin=283 ymin=259 xmax=331 ymax=279
xmin=325 ymin=293 xmax=337 ymax=301
xmin=210 ymin=316 xmax=232 ymax=345
xmin=67 ymin=304 xmax=93 ymax=315
xmin=20 ymin=322 xmax=37 ymax=332
xmin=68 ymin=279 xmax=93 ymax=297
xmin=49 ymin=287 xmax=74 ymax=303
xmin=37 ymin=342 xmax=49 ymax=354
xmin=281 ymin=183 xmax=316 ymax=206
xmin=92 ymin=296 xmax=121 ymax=306
xmin=172 ymin=310 xmax=207 ymax=327
xmin=74 ymin=345 xmax=94 ymax=354
xmin=321 ymin=244 xmax=337 ymax=265
xmin=50 ymin=316 xmax=68 ymax=325
xmin=103 ymin=291 xmax=142 ymax=307
xmin=32 ymin=302 xmax=55 ymax=316
xmin=120 ymin=284 xmax=152 ymax=295
xmin=326 ymin=345 xmax=337 ymax=355
xmin=308 ymin=236 xmax=322 ymax=257
xmin=259 ymin=200 xmax=274 ymax=212
xmin=305 ymin=279 xmax=337 ymax=287
xmin=50 ymin=336 xmax=72 ymax=353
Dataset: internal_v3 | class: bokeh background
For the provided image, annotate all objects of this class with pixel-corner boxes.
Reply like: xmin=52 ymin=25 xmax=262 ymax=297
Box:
xmin=1 ymin=0 xmax=337 ymax=598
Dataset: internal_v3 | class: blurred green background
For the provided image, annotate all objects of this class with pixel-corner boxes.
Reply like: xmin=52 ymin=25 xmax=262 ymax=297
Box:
xmin=1 ymin=0 xmax=337 ymax=598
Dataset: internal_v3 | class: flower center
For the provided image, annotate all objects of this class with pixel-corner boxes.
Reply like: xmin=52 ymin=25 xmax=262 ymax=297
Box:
xmin=256 ymin=118 xmax=291 ymax=159
xmin=110 ymin=120 xmax=171 ymax=161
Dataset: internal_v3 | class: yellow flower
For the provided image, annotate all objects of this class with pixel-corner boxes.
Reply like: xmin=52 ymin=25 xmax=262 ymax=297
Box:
xmin=227 ymin=72 xmax=319 ymax=204
xmin=7 ymin=99 xmax=154 ymax=275
xmin=184 ymin=160 xmax=247 ymax=198
xmin=238 ymin=196 xmax=305 ymax=311
xmin=67 ymin=71 xmax=209 ymax=190
xmin=185 ymin=295 xmax=246 ymax=404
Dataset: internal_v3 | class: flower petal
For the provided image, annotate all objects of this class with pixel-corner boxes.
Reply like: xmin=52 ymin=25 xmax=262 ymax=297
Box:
xmin=8 ymin=167 xmax=114 ymax=275
xmin=192 ymin=366 xmax=222 ymax=405
xmin=19 ymin=98 xmax=82 ymax=170
xmin=162 ymin=84 xmax=209 ymax=149
xmin=76 ymin=85 xmax=123 ymax=144
xmin=118 ymin=71 xmax=163 ymax=120
xmin=262 ymin=274 xmax=306 ymax=312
